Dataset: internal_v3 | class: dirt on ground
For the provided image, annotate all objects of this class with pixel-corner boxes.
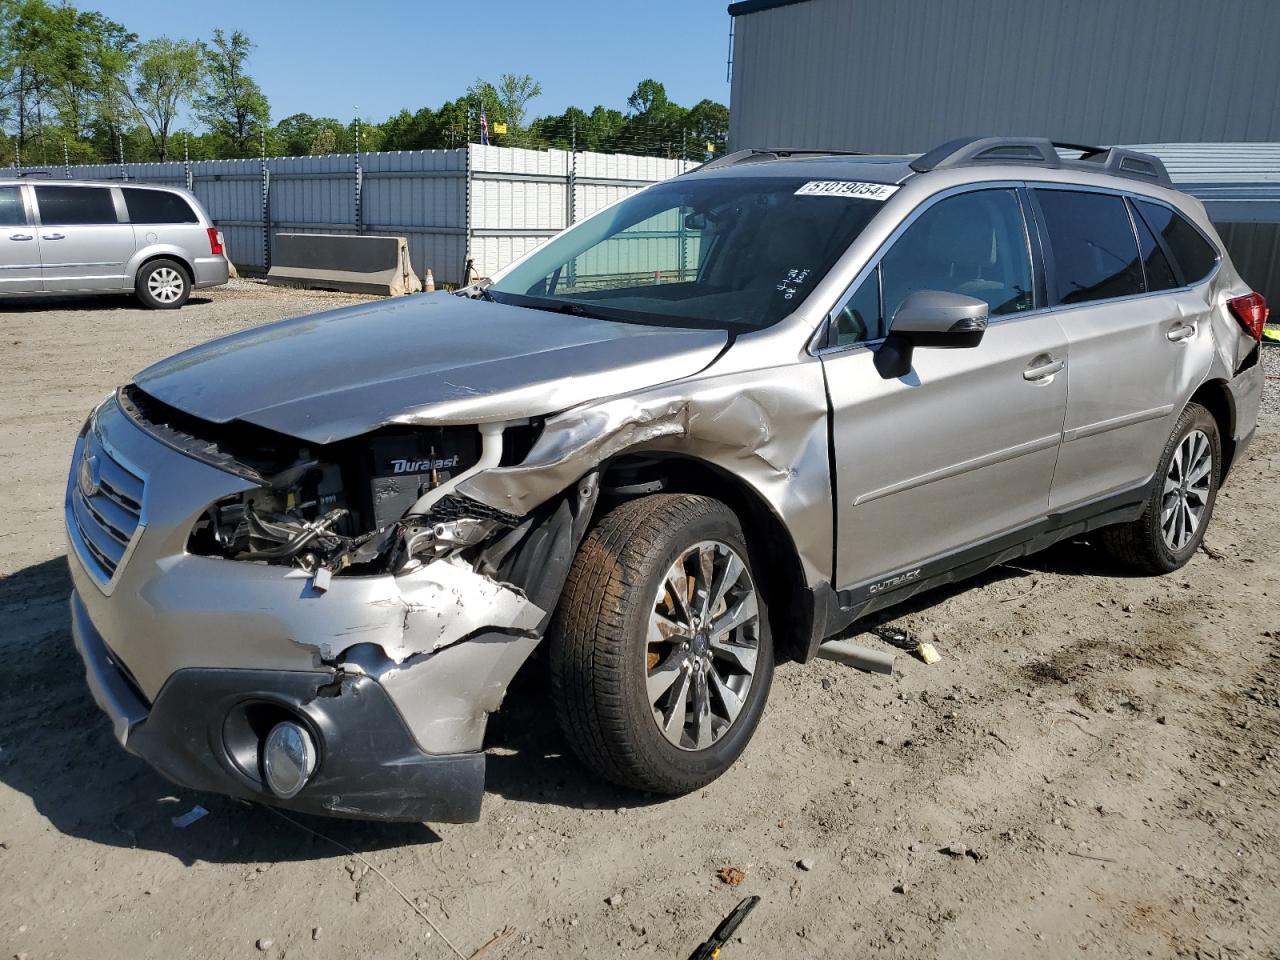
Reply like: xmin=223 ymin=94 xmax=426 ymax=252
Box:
xmin=1 ymin=282 xmax=1277 ymax=960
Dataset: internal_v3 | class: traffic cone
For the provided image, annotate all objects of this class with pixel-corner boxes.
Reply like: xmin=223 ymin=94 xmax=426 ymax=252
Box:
xmin=423 ymin=268 xmax=435 ymax=292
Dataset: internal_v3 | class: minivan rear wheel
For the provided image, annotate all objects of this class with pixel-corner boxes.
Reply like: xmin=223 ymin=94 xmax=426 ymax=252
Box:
xmin=550 ymin=494 xmax=773 ymax=795
xmin=1099 ymin=402 xmax=1221 ymax=574
xmin=136 ymin=258 xmax=191 ymax=309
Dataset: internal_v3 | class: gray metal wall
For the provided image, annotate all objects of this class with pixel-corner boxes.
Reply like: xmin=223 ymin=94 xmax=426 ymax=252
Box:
xmin=19 ymin=146 xmax=691 ymax=286
xmin=729 ymin=0 xmax=1280 ymax=153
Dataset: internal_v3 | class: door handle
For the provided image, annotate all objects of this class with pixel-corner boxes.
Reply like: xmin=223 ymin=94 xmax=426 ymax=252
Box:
xmin=9 ymin=233 xmax=33 ymax=241
xmin=1167 ymin=322 xmax=1196 ymax=342
xmin=42 ymin=233 xmax=66 ymax=241
xmin=1023 ymin=356 xmax=1065 ymax=381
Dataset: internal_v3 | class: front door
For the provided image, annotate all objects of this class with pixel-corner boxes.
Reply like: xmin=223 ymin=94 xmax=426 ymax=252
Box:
xmin=0 ymin=185 xmax=43 ymax=294
xmin=821 ymin=186 xmax=1069 ymax=595
xmin=32 ymin=184 xmax=135 ymax=292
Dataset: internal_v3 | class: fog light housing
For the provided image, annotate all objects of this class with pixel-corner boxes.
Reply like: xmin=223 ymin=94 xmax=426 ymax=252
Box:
xmin=261 ymin=721 xmax=317 ymax=798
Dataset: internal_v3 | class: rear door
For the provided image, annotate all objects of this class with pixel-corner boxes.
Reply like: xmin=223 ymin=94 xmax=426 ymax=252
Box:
xmin=1033 ymin=187 xmax=1213 ymax=509
xmin=822 ymin=185 xmax=1070 ymax=593
xmin=32 ymin=184 xmax=135 ymax=292
xmin=0 ymin=185 xmax=42 ymax=294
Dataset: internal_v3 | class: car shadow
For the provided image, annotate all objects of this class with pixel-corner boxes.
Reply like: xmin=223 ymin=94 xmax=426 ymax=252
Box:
xmin=0 ymin=294 xmax=213 ymax=312
xmin=0 ymin=537 xmax=1146 ymax=857
xmin=0 ymin=556 xmax=439 ymax=865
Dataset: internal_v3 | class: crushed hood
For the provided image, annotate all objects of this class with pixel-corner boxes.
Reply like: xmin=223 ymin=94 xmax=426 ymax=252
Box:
xmin=133 ymin=293 xmax=728 ymax=443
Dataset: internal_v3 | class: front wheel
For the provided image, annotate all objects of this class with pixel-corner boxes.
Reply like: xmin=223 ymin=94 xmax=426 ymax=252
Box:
xmin=550 ymin=494 xmax=773 ymax=794
xmin=135 ymin=258 xmax=191 ymax=309
xmin=1099 ymin=402 xmax=1221 ymax=573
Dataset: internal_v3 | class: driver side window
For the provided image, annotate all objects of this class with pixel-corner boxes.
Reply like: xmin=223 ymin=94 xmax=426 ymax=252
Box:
xmin=881 ymin=188 xmax=1034 ymax=323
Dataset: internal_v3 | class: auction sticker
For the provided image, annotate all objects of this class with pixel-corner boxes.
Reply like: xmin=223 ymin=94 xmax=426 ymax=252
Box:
xmin=795 ymin=180 xmax=900 ymax=200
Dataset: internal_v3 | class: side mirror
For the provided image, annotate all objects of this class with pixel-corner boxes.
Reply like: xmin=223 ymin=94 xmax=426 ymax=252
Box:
xmin=874 ymin=290 xmax=989 ymax=379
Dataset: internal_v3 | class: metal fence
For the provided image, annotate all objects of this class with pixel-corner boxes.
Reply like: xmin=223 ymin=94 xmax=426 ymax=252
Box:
xmin=14 ymin=145 xmax=693 ymax=286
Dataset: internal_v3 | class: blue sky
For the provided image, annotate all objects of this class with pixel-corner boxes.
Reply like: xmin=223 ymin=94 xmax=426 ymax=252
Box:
xmin=91 ymin=0 xmax=734 ymax=124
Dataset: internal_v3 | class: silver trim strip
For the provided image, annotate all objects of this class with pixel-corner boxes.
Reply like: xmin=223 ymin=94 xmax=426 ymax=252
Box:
xmin=1062 ymin=404 xmax=1174 ymax=443
xmin=853 ymin=432 xmax=1061 ymax=506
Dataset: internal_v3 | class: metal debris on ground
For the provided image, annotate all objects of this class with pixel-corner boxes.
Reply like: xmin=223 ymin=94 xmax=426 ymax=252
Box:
xmin=873 ymin=625 xmax=916 ymax=650
xmin=717 ymin=865 xmax=747 ymax=886
xmin=170 ymin=805 xmax=208 ymax=828
xmin=687 ymin=895 xmax=761 ymax=960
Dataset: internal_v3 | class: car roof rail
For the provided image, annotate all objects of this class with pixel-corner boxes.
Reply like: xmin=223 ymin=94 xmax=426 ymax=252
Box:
xmin=909 ymin=136 xmax=1172 ymax=187
xmin=14 ymin=169 xmax=54 ymax=178
xmin=685 ymin=146 xmax=867 ymax=175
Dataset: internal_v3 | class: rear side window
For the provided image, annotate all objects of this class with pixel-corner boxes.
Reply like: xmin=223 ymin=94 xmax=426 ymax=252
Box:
xmin=34 ymin=185 xmax=118 ymax=225
xmin=1035 ymin=190 xmax=1143 ymax=305
xmin=1128 ymin=200 xmax=1178 ymax=292
xmin=0 ymin=186 xmax=26 ymax=226
xmin=124 ymin=188 xmax=199 ymax=225
xmin=1134 ymin=199 xmax=1218 ymax=284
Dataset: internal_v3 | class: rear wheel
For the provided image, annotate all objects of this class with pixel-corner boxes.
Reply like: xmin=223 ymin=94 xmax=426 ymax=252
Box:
xmin=550 ymin=494 xmax=773 ymax=794
xmin=135 ymin=258 xmax=191 ymax=309
xmin=1099 ymin=402 xmax=1220 ymax=573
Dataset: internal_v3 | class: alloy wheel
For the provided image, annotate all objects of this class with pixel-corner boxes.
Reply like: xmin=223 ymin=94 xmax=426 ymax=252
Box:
xmin=646 ymin=540 xmax=760 ymax=751
xmin=1161 ymin=428 xmax=1212 ymax=551
xmin=147 ymin=266 xmax=184 ymax=303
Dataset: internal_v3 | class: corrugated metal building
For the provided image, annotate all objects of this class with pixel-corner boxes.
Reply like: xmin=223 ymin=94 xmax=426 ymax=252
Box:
xmin=727 ymin=0 xmax=1280 ymax=302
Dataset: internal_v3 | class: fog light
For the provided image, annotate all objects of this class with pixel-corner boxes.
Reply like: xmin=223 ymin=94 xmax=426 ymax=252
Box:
xmin=261 ymin=721 xmax=316 ymax=798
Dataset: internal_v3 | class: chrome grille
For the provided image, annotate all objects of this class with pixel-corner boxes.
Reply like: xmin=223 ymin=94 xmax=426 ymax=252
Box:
xmin=69 ymin=430 xmax=146 ymax=586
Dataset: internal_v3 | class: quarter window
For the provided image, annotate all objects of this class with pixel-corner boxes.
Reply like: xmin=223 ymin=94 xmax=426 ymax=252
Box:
xmin=881 ymin=188 xmax=1034 ymax=325
xmin=0 ymin=186 xmax=25 ymax=226
xmin=834 ymin=266 xmax=882 ymax=345
xmin=1134 ymin=199 xmax=1218 ymax=284
xmin=1035 ymin=189 xmax=1144 ymax=304
xmin=34 ymin=185 xmax=118 ymax=226
xmin=124 ymin=188 xmax=198 ymax=224
xmin=1128 ymin=199 xmax=1178 ymax=292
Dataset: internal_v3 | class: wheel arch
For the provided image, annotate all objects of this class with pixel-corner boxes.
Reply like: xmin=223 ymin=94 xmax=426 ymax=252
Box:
xmin=597 ymin=452 xmax=818 ymax=664
xmin=131 ymin=248 xmax=194 ymax=287
xmin=1187 ymin=378 xmax=1236 ymax=476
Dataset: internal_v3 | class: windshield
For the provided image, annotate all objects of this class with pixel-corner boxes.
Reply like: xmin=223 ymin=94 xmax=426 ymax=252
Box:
xmin=488 ymin=174 xmax=888 ymax=332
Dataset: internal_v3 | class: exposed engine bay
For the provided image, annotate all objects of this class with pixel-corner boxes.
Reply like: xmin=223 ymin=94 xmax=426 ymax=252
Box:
xmin=120 ymin=384 xmax=537 ymax=576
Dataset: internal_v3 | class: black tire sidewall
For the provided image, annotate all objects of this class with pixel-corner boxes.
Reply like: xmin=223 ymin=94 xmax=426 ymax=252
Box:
xmin=612 ymin=502 xmax=773 ymax=791
xmin=1142 ymin=404 xmax=1221 ymax=571
xmin=136 ymin=259 xmax=191 ymax=309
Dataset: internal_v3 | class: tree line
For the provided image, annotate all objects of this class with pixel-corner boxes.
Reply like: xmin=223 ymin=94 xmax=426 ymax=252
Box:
xmin=0 ymin=0 xmax=728 ymax=167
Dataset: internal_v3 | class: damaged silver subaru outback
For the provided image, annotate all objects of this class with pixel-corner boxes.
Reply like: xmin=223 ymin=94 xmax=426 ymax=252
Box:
xmin=67 ymin=138 xmax=1265 ymax=822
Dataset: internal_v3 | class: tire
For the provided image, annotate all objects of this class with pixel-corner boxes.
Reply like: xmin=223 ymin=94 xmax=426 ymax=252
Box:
xmin=1099 ymin=402 xmax=1221 ymax=574
xmin=135 ymin=259 xmax=191 ymax=310
xmin=550 ymin=494 xmax=773 ymax=794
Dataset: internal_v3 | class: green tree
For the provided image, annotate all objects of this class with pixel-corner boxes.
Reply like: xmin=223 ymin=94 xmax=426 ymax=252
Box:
xmin=273 ymin=112 xmax=343 ymax=156
xmin=194 ymin=28 xmax=269 ymax=157
xmin=126 ymin=37 xmax=202 ymax=160
xmin=466 ymin=73 xmax=542 ymax=142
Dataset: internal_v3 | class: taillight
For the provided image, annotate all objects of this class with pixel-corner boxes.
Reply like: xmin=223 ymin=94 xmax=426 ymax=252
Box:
xmin=207 ymin=227 xmax=224 ymax=256
xmin=1227 ymin=291 xmax=1268 ymax=341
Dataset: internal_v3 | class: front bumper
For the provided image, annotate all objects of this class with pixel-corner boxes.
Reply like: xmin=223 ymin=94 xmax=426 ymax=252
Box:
xmin=72 ymin=592 xmax=484 ymax=821
xmin=65 ymin=394 xmax=542 ymax=822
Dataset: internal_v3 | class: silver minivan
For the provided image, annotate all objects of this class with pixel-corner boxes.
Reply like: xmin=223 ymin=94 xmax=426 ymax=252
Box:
xmin=65 ymin=138 xmax=1265 ymax=823
xmin=0 ymin=178 xmax=228 ymax=308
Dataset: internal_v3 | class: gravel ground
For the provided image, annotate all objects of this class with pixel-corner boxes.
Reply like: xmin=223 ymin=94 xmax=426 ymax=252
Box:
xmin=1 ymin=285 xmax=1278 ymax=960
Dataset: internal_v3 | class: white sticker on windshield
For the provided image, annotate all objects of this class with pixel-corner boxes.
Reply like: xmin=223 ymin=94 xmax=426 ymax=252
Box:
xmin=795 ymin=180 xmax=900 ymax=201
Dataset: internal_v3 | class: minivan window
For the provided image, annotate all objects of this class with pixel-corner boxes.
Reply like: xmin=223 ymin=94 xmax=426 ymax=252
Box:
xmin=0 ymin=186 xmax=25 ymax=226
xmin=1128 ymin=199 xmax=1178 ymax=292
xmin=34 ymin=185 xmax=118 ymax=226
xmin=124 ymin=188 xmax=199 ymax=225
xmin=1035 ymin=189 xmax=1143 ymax=305
xmin=489 ymin=175 xmax=886 ymax=332
xmin=881 ymin=188 xmax=1033 ymax=323
xmin=1133 ymin=199 xmax=1218 ymax=284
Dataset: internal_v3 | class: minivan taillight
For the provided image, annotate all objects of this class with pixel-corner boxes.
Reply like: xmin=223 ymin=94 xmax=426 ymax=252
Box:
xmin=1227 ymin=292 xmax=1268 ymax=341
xmin=207 ymin=227 xmax=224 ymax=256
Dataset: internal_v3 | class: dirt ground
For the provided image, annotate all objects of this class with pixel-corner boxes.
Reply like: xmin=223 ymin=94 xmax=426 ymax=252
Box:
xmin=1 ymin=282 xmax=1277 ymax=960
